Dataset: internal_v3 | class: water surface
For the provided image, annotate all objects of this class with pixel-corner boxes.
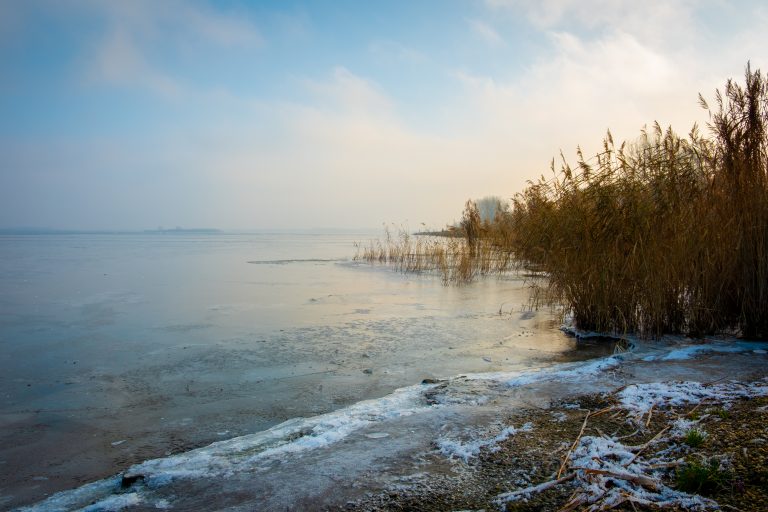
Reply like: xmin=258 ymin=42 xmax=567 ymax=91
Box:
xmin=0 ymin=232 xmax=607 ymax=509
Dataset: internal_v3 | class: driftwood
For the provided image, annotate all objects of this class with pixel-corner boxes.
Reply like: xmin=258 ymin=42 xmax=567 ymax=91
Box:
xmin=557 ymin=411 xmax=590 ymax=478
xmin=589 ymin=406 xmax=617 ymax=418
xmin=495 ymin=472 xmax=576 ymax=502
xmin=645 ymin=403 xmax=655 ymax=427
xmin=625 ymin=425 xmax=671 ymax=466
xmin=615 ymin=428 xmax=641 ymax=440
xmin=497 ymin=396 xmax=725 ymax=511
xmin=557 ymin=494 xmax=587 ymax=511
xmin=575 ymin=467 xmax=660 ymax=491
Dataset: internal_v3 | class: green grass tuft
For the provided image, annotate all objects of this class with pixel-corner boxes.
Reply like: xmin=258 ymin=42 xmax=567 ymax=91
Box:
xmin=683 ymin=429 xmax=706 ymax=448
xmin=676 ymin=459 xmax=728 ymax=495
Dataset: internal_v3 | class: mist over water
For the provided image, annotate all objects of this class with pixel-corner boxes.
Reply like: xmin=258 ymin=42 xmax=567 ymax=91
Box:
xmin=0 ymin=232 xmax=608 ymax=509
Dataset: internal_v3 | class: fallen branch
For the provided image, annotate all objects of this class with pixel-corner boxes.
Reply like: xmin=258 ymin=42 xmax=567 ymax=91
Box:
xmin=648 ymin=460 xmax=684 ymax=469
xmin=557 ymin=411 xmax=590 ymax=478
xmin=625 ymin=425 xmax=671 ymax=466
xmin=576 ymin=468 xmax=659 ymax=492
xmin=645 ymin=403 xmax=655 ymax=427
xmin=556 ymin=493 xmax=587 ymax=512
xmin=589 ymin=406 xmax=616 ymax=418
xmin=615 ymin=428 xmax=641 ymax=440
xmin=496 ymin=472 xmax=576 ymax=502
xmin=684 ymin=401 xmax=706 ymax=419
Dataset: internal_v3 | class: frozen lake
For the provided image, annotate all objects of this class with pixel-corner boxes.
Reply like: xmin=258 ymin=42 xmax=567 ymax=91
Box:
xmin=0 ymin=232 xmax=610 ymax=509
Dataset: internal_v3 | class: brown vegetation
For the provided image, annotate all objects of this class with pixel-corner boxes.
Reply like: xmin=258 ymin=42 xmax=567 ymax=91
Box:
xmin=353 ymin=212 xmax=515 ymax=285
xmin=356 ymin=64 xmax=768 ymax=339
xmin=509 ymin=64 xmax=768 ymax=338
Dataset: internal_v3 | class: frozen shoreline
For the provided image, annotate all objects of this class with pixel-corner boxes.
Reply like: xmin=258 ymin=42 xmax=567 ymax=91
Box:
xmin=17 ymin=338 xmax=768 ymax=512
xmin=1 ymin=233 xmax=599 ymax=510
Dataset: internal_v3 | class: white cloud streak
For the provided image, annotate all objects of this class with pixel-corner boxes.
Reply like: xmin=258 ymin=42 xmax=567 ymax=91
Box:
xmin=6 ymin=1 xmax=768 ymax=230
xmin=89 ymin=28 xmax=184 ymax=98
xmin=84 ymin=0 xmax=261 ymax=97
xmin=469 ymin=19 xmax=505 ymax=47
xmin=369 ymin=40 xmax=426 ymax=64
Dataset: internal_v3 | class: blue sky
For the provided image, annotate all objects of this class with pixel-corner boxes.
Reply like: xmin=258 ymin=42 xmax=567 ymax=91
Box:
xmin=1 ymin=0 xmax=767 ymax=230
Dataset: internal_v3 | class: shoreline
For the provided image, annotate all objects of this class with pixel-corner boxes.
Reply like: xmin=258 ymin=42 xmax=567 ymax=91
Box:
xmin=18 ymin=342 xmax=768 ymax=511
xmin=348 ymin=371 xmax=768 ymax=511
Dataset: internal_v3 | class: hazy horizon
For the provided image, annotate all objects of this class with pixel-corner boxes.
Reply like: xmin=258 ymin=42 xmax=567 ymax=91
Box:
xmin=0 ymin=226 xmax=383 ymax=233
xmin=2 ymin=1 xmax=768 ymax=231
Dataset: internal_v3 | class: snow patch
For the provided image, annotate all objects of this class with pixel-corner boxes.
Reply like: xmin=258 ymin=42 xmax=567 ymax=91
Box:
xmin=503 ymin=356 xmax=623 ymax=388
xmin=642 ymin=340 xmax=768 ymax=361
xmin=568 ymin=435 xmax=716 ymax=510
xmin=618 ymin=379 xmax=768 ymax=420
xmin=497 ymin=434 xmax=718 ymax=510
xmin=80 ymin=492 xmax=141 ymax=512
xmin=550 ymin=411 xmax=568 ymax=422
xmin=438 ymin=423 xmax=532 ymax=463
xmin=127 ymin=385 xmax=429 ymax=484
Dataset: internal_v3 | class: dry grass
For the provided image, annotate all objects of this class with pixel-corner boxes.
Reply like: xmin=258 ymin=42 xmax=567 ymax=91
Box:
xmin=353 ymin=216 xmax=515 ymax=285
xmin=357 ymin=64 xmax=768 ymax=339
xmin=508 ymin=64 xmax=768 ymax=338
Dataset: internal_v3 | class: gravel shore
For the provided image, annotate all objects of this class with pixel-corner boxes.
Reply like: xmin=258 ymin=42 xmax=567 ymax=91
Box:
xmin=346 ymin=372 xmax=768 ymax=511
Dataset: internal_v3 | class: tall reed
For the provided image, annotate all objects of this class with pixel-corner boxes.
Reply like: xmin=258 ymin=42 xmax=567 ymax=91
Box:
xmin=508 ymin=64 xmax=768 ymax=339
xmin=354 ymin=216 xmax=515 ymax=285
xmin=357 ymin=65 xmax=768 ymax=340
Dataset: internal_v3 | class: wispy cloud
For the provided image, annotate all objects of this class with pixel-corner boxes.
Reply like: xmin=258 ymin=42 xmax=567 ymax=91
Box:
xmin=369 ymin=40 xmax=426 ymax=64
xmin=178 ymin=3 xmax=262 ymax=47
xmin=4 ymin=1 xmax=768 ymax=230
xmin=485 ymin=0 xmax=698 ymax=46
xmin=89 ymin=28 xmax=184 ymax=98
xmin=469 ymin=19 xmax=505 ymax=47
xmin=302 ymin=67 xmax=395 ymax=115
xmin=89 ymin=0 xmax=263 ymax=48
xmin=84 ymin=0 xmax=262 ymax=97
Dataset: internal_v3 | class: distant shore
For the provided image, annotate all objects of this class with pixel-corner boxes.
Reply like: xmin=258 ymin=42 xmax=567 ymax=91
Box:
xmin=143 ymin=228 xmax=221 ymax=234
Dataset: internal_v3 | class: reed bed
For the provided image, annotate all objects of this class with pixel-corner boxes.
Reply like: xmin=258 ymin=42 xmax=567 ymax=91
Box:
xmin=508 ymin=64 xmax=768 ymax=338
xmin=357 ymin=65 xmax=768 ymax=339
xmin=353 ymin=219 xmax=515 ymax=285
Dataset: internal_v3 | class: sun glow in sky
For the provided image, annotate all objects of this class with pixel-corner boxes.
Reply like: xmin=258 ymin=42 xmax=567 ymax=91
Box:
xmin=2 ymin=0 xmax=767 ymax=231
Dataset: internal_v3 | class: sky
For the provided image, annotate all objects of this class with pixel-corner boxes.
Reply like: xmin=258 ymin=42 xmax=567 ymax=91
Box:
xmin=1 ymin=0 xmax=767 ymax=231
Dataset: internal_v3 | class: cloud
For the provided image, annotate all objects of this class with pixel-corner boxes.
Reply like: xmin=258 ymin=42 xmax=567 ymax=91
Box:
xmin=485 ymin=0 xmax=699 ymax=49
xmin=89 ymin=0 xmax=262 ymax=48
xmin=89 ymin=28 xmax=184 ymax=98
xmin=7 ymin=1 xmax=768 ymax=230
xmin=84 ymin=0 xmax=261 ymax=97
xmin=302 ymin=67 xmax=395 ymax=115
xmin=178 ymin=3 xmax=262 ymax=47
xmin=469 ymin=1 xmax=768 ymax=161
xmin=143 ymin=67 xmax=517 ymax=229
xmin=469 ymin=19 xmax=505 ymax=47
xmin=369 ymin=40 xmax=426 ymax=64
xmin=452 ymin=29 xmax=704 ymax=162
